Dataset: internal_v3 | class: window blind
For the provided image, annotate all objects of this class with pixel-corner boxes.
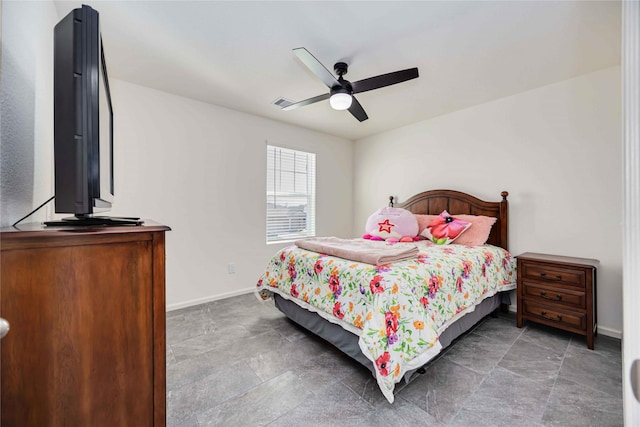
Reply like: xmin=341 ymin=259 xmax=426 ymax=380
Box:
xmin=266 ymin=145 xmax=316 ymax=243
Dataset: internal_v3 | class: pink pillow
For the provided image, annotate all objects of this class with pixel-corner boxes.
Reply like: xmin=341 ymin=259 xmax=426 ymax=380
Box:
xmin=452 ymin=215 xmax=497 ymax=246
xmin=421 ymin=210 xmax=471 ymax=245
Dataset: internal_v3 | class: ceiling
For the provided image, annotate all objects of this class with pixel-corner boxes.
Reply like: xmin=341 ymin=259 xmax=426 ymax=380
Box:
xmin=53 ymin=1 xmax=621 ymax=141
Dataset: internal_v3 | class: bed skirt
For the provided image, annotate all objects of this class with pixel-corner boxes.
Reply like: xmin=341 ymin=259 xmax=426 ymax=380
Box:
xmin=274 ymin=292 xmax=507 ymax=382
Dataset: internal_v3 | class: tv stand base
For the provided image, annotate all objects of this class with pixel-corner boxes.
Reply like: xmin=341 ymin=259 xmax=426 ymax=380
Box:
xmin=44 ymin=216 xmax=143 ymax=227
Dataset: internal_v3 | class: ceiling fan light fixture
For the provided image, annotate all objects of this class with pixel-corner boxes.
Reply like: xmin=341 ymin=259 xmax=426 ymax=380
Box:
xmin=329 ymin=91 xmax=352 ymax=111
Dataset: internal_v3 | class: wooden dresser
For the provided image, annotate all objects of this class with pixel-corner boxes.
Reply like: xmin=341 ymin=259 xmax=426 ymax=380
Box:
xmin=516 ymin=252 xmax=598 ymax=349
xmin=0 ymin=222 xmax=169 ymax=426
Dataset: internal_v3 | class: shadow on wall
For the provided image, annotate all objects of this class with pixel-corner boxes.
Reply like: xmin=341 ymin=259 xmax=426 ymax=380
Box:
xmin=0 ymin=36 xmax=36 ymax=227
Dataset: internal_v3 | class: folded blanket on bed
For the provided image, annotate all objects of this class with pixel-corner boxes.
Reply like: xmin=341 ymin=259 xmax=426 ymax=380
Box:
xmin=295 ymin=237 xmax=418 ymax=265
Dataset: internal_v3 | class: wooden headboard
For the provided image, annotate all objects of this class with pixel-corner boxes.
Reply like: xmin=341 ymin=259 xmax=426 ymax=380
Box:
xmin=393 ymin=190 xmax=509 ymax=250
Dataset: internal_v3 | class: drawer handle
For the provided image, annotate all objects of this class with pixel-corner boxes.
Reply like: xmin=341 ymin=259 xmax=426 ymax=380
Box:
xmin=0 ymin=318 xmax=9 ymax=339
xmin=541 ymin=311 xmax=562 ymax=322
xmin=540 ymin=272 xmax=562 ymax=281
xmin=540 ymin=291 xmax=563 ymax=301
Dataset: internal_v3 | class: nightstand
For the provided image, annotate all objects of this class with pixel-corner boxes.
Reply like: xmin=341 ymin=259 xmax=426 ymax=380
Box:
xmin=516 ymin=252 xmax=599 ymax=349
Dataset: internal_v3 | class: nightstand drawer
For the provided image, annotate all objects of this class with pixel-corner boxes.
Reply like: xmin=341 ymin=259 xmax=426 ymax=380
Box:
xmin=522 ymin=281 xmax=585 ymax=310
xmin=521 ymin=263 xmax=585 ymax=288
xmin=522 ymin=301 xmax=586 ymax=332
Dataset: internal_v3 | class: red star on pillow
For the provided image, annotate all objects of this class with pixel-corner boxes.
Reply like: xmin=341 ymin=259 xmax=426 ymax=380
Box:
xmin=378 ymin=219 xmax=395 ymax=233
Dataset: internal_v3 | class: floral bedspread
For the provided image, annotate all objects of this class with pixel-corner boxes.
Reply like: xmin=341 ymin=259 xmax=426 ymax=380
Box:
xmin=256 ymin=239 xmax=516 ymax=403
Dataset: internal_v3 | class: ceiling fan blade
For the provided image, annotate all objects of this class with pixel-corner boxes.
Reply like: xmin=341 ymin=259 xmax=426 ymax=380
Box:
xmin=293 ymin=47 xmax=340 ymax=89
xmin=351 ymin=68 xmax=419 ymax=94
xmin=348 ymin=96 xmax=368 ymax=122
xmin=281 ymin=93 xmax=331 ymax=111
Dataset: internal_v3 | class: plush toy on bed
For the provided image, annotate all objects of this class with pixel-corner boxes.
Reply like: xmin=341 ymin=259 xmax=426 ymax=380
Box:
xmin=363 ymin=207 xmax=421 ymax=243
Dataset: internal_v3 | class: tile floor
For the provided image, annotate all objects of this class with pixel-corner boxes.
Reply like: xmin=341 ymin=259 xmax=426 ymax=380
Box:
xmin=166 ymin=293 xmax=623 ymax=426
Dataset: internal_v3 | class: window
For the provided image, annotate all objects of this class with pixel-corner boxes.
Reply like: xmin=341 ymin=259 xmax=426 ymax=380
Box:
xmin=266 ymin=145 xmax=316 ymax=243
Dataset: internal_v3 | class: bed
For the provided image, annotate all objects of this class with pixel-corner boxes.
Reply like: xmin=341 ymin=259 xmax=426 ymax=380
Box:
xmin=256 ymin=189 xmax=515 ymax=403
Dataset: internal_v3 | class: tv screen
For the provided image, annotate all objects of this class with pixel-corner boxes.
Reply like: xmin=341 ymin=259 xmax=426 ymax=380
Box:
xmin=96 ymin=36 xmax=114 ymax=210
xmin=47 ymin=5 xmax=140 ymax=226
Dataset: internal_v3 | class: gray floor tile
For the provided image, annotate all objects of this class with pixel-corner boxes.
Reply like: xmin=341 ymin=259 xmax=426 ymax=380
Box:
xmin=194 ymin=306 xmax=285 ymax=341
xmin=450 ymin=410 xmax=544 ymax=427
xmin=341 ymin=364 xmax=389 ymax=407
xmin=167 ymin=303 xmax=207 ymax=320
xmin=246 ymin=335 xmax=330 ymax=381
xmin=167 ymin=330 xmax=286 ymax=390
xmin=210 ymin=292 xmax=262 ymax=310
xmin=443 ymin=331 xmax=512 ymax=375
xmin=268 ymin=382 xmax=373 ymax=427
xmin=168 ymin=360 xmax=261 ymax=424
xmin=172 ymin=296 xmax=264 ymax=328
xmin=560 ymin=343 xmax=623 ymax=399
xmin=196 ymin=371 xmax=314 ymax=427
xmin=197 ymin=303 xmax=302 ymax=344
xmin=472 ymin=316 xmax=523 ymax=344
xmin=495 ymin=310 xmax=517 ymax=321
xmin=398 ymin=357 xmax=485 ymax=424
xmin=170 ymin=324 xmax=254 ymax=361
xmin=167 ymin=413 xmax=199 ymax=427
xmin=360 ymin=396 xmax=443 ymax=426
xmin=167 ymin=348 xmax=231 ymax=392
xmin=498 ymin=339 xmax=563 ymax=380
xmin=450 ymin=366 xmax=553 ymax=427
xmin=294 ymin=347 xmax=362 ymax=395
xmin=542 ymin=377 xmax=623 ymax=427
xmin=166 ymin=313 xmax=215 ymax=344
xmin=273 ymin=317 xmax=312 ymax=342
xmin=225 ymin=292 xmax=264 ymax=307
xmin=518 ymin=323 xmax=571 ymax=355
xmin=569 ymin=333 xmax=622 ymax=359
xmin=167 ymin=344 xmax=176 ymax=366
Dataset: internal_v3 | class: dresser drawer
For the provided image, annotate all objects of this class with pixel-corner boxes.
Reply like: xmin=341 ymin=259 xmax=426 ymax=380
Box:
xmin=520 ymin=263 xmax=585 ymax=288
xmin=521 ymin=281 xmax=585 ymax=310
xmin=522 ymin=301 xmax=586 ymax=332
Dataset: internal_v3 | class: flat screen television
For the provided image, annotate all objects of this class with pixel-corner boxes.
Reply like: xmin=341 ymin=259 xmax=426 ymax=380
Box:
xmin=45 ymin=4 xmax=141 ymax=227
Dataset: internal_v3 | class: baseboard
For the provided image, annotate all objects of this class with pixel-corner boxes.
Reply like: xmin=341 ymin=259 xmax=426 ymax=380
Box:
xmin=507 ymin=304 xmax=622 ymax=339
xmin=596 ymin=326 xmax=622 ymax=339
xmin=166 ymin=287 xmax=255 ymax=312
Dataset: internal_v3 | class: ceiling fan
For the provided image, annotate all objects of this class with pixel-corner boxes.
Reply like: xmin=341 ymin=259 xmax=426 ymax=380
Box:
xmin=282 ymin=47 xmax=419 ymax=122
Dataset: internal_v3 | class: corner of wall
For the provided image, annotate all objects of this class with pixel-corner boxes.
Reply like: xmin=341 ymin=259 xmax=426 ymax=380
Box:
xmin=0 ymin=1 xmax=58 ymax=227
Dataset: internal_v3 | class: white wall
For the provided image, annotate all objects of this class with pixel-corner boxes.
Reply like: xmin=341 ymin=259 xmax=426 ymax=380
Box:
xmin=353 ymin=67 xmax=622 ymax=337
xmin=0 ymin=0 xmax=58 ymax=227
xmin=108 ymin=80 xmax=354 ymax=309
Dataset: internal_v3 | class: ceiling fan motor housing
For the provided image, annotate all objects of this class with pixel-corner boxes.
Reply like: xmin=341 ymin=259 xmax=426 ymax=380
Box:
xmin=332 ymin=63 xmax=353 ymax=94
xmin=334 ymin=62 xmax=349 ymax=77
